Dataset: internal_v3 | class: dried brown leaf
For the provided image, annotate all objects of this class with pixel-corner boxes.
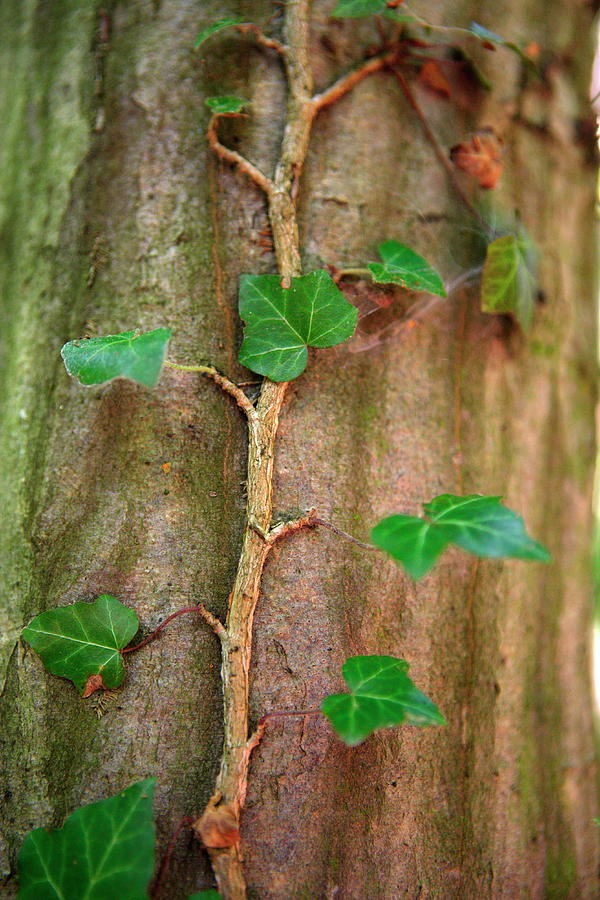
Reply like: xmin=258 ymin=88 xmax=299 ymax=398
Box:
xmin=193 ymin=804 xmax=240 ymax=849
xmin=450 ymin=128 xmax=503 ymax=189
xmin=419 ymin=60 xmax=452 ymax=99
xmin=82 ymin=673 xmax=107 ymax=698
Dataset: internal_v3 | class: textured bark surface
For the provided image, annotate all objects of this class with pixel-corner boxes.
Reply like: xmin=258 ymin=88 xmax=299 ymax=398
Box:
xmin=0 ymin=1 xmax=598 ymax=899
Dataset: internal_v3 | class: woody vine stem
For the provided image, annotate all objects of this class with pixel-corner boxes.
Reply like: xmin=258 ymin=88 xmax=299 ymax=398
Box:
xmin=187 ymin=4 xmax=392 ymax=898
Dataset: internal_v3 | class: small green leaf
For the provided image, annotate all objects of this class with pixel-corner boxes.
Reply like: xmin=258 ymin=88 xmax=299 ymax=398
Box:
xmin=22 ymin=595 xmax=139 ymax=694
xmin=468 ymin=22 xmax=537 ymax=71
xmin=238 ymin=270 xmax=358 ymax=381
xmin=322 ymin=655 xmax=445 ymax=746
xmin=187 ymin=893 xmax=222 ymax=900
xmin=332 ymin=0 xmax=387 ymax=15
xmin=372 ymin=494 xmax=551 ymax=579
xmin=371 ymin=514 xmax=453 ymax=579
xmin=61 ymin=327 xmax=172 ymax=388
xmin=480 ymin=233 xmax=537 ymax=330
xmin=205 ymin=96 xmax=247 ymax=115
xmin=367 ymin=241 xmax=446 ymax=296
xmin=332 ymin=0 xmax=414 ymax=20
xmin=18 ymin=780 xmax=156 ymax=899
xmin=194 ymin=17 xmax=244 ymax=49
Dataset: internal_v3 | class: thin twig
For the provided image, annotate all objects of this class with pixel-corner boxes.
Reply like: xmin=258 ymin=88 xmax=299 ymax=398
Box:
xmin=266 ymin=510 xmax=317 ymax=543
xmin=207 ymin=116 xmax=274 ymax=197
xmin=236 ymin=23 xmax=286 ymax=56
xmin=311 ymin=517 xmax=379 ymax=552
xmin=312 ymin=51 xmax=398 ymax=114
xmin=335 ymin=267 xmax=372 ymax=279
xmin=402 ymin=4 xmax=484 ymax=40
xmin=390 ymin=67 xmax=490 ymax=232
xmin=197 ymin=602 xmax=228 ymax=641
xmin=237 ymin=722 xmax=267 ymax=810
xmin=164 ymin=360 xmax=257 ymax=421
xmin=151 ymin=815 xmax=195 ymax=899
xmin=122 ymin=604 xmax=225 ymax=654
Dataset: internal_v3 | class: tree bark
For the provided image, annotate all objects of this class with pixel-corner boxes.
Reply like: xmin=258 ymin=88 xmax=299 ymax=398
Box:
xmin=0 ymin=1 xmax=598 ymax=899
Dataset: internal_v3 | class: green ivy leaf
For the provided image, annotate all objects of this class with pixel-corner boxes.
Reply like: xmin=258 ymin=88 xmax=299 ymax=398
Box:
xmin=370 ymin=514 xmax=453 ymax=579
xmin=21 ymin=595 xmax=139 ymax=694
xmin=205 ymin=96 xmax=247 ymax=115
xmin=332 ymin=0 xmax=414 ymax=20
xmin=238 ymin=270 xmax=358 ymax=381
xmin=61 ymin=328 xmax=172 ymax=388
xmin=372 ymin=494 xmax=551 ymax=579
xmin=18 ymin=780 xmax=156 ymax=900
xmin=423 ymin=494 xmax=551 ymax=560
xmin=187 ymin=893 xmax=222 ymax=899
xmin=194 ymin=17 xmax=244 ymax=49
xmin=468 ymin=22 xmax=537 ymax=71
xmin=480 ymin=233 xmax=537 ymax=330
xmin=321 ymin=655 xmax=445 ymax=746
xmin=367 ymin=241 xmax=446 ymax=296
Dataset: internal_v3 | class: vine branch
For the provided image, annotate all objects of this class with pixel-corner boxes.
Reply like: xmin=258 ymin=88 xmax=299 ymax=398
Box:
xmin=199 ymin=6 xmax=399 ymax=897
xmin=122 ymin=604 xmax=225 ymax=655
xmin=207 ymin=115 xmax=274 ymax=197
xmin=312 ymin=50 xmax=398 ymax=114
xmin=236 ymin=23 xmax=287 ymax=57
xmin=164 ymin=360 xmax=257 ymax=421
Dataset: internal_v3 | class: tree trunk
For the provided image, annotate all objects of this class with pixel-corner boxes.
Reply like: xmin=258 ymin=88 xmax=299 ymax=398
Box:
xmin=1 ymin=1 xmax=598 ymax=898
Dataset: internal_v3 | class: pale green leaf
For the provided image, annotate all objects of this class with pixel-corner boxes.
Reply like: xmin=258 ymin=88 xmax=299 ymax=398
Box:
xmin=332 ymin=0 xmax=387 ymax=16
xmin=205 ymin=96 xmax=247 ymax=115
xmin=18 ymin=780 xmax=156 ymax=900
xmin=367 ymin=241 xmax=446 ymax=296
xmin=468 ymin=22 xmax=537 ymax=71
xmin=238 ymin=270 xmax=358 ymax=381
xmin=21 ymin=595 xmax=139 ymax=694
xmin=480 ymin=233 xmax=537 ymax=330
xmin=372 ymin=494 xmax=550 ymax=579
xmin=332 ymin=0 xmax=414 ymax=20
xmin=187 ymin=893 xmax=221 ymax=899
xmin=61 ymin=328 xmax=172 ymax=388
xmin=322 ymin=655 xmax=445 ymax=745
xmin=194 ymin=17 xmax=244 ymax=49
xmin=370 ymin=514 xmax=453 ymax=579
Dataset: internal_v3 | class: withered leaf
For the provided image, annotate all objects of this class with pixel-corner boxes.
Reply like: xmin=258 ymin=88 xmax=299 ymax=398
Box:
xmin=419 ymin=60 xmax=452 ymax=99
xmin=193 ymin=804 xmax=240 ymax=849
xmin=450 ymin=128 xmax=503 ymax=189
xmin=82 ymin=673 xmax=107 ymax=698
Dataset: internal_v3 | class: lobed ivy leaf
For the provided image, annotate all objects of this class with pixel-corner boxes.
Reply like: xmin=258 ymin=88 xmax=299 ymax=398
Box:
xmin=468 ymin=22 xmax=537 ymax=71
xmin=61 ymin=328 xmax=172 ymax=388
xmin=21 ymin=595 xmax=139 ymax=694
xmin=18 ymin=780 xmax=156 ymax=900
xmin=372 ymin=494 xmax=551 ymax=579
xmin=332 ymin=0 xmax=415 ymax=21
xmin=480 ymin=233 xmax=537 ymax=330
xmin=367 ymin=241 xmax=446 ymax=296
xmin=187 ymin=893 xmax=222 ymax=899
xmin=205 ymin=96 xmax=247 ymax=115
xmin=321 ymin=655 xmax=445 ymax=746
xmin=194 ymin=17 xmax=244 ymax=49
xmin=238 ymin=270 xmax=358 ymax=381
